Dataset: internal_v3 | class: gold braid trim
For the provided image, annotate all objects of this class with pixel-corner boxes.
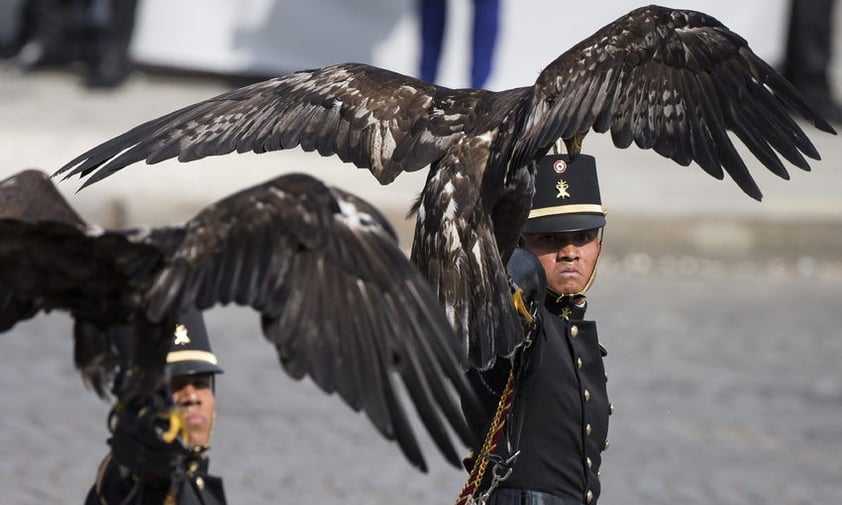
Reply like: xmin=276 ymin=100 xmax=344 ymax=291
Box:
xmin=93 ymin=454 xmax=112 ymax=505
xmin=454 ymin=370 xmax=516 ymax=505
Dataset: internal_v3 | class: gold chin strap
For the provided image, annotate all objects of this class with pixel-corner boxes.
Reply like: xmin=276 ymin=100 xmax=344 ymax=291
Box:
xmin=579 ymin=245 xmax=602 ymax=294
xmin=208 ymin=410 xmax=216 ymax=447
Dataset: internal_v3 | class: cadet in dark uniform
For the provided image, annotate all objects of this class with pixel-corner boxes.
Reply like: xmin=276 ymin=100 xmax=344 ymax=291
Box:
xmin=462 ymin=154 xmax=612 ymax=505
xmin=85 ymin=309 xmax=227 ymax=505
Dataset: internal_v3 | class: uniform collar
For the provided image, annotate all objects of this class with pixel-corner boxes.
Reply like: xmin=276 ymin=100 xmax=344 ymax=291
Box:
xmin=186 ymin=450 xmax=211 ymax=476
xmin=545 ymin=290 xmax=588 ymax=321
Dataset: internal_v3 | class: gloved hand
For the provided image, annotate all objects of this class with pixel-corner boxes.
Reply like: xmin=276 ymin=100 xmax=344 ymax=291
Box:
xmin=507 ymin=247 xmax=546 ymax=332
xmin=107 ymin=390 xmax=190 ymax=481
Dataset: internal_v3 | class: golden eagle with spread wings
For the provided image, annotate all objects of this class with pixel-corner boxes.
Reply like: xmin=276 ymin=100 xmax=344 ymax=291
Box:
xmin=55 ymin=5 xmax=836 ymax=373
xmin=0 ymin=169 xmax=479 ymax=472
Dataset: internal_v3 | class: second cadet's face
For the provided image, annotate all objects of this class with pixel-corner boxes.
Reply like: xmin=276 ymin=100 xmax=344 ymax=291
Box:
xmin=523 ymin=229 xmax=602 ymax=295
xmin=170 ymin=374 xmax=216 ymax=448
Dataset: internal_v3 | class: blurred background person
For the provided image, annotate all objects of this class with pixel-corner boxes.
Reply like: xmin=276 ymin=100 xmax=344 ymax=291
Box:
xmin=417 ymin=0 xmax=500 ymax=88
xmin=0 ymin=0 xmax=27 ymax=58
xmin=782 ymin=0 xmax=842 ymax=123
xmin=5 ymin=0 xmax=139 ymax=88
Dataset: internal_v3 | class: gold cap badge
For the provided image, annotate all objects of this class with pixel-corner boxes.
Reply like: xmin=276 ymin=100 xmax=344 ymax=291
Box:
xmin=173 ymin=324 xmax=191 ymax=346
xmin=556 ymin=179 xmax=570 ymax=199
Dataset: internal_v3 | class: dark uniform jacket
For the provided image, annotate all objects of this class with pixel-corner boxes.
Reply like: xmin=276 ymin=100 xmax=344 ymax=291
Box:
xmin=467 ymin=295 xmax=611 ymax=505
xmin=85 ymin=454 xmax=226 ymax=505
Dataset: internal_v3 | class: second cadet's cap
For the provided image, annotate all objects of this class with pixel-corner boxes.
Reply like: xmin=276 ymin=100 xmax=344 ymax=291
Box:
xmin=166 ymin=308 xmax=224 ymax=377
xmin=523 ymin=154 xmax=607 ymax=234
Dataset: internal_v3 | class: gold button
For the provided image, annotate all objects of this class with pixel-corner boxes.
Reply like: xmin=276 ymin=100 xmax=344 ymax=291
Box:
xmin=577 ymin=357 xmax=583 ymax=369
xmin=195 ymin=476 xmax=205 ymax=490
xmin=603 ymin=439 xmax=610 ymax=450
xmin=586 ymin=456 xmax=592 ymax=469
xmin=597 ymin=470 xmax=601 ymax=478
xmin=604 ymin=371 xmax=608 ymax=382
xmin=583 ymin=389 xmax=591 ymax=402
xmin=570 ymin=325 xmax=579 ymax=338
xmin=586 ymin=490 xmax=593 ymax=503
xmin=585 ymin=423 xmax=592 ymax=436
xmin=609 ymin=403 xmax=615 ymax=415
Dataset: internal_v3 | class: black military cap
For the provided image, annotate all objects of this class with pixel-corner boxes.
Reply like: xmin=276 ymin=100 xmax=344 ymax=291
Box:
xmin=523 ymin=154 xmax=607 ymax=234
xmin=166 ymin=308 xmax=224 ymax=377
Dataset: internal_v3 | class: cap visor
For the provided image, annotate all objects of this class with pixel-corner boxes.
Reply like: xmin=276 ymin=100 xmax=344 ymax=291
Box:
xmin=523 ymin=213 xmax=606 ymax=234
xmin=168 ymin=361 xmax=224 ymax=377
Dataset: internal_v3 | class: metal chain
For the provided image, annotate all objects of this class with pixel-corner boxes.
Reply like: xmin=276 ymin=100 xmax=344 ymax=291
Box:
xmin=454 ymin=371 xmax=517 ymax=505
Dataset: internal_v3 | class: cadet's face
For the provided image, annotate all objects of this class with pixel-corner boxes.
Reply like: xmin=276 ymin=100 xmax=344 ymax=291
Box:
xmin=523 ymin=229 xmax=602 ymax=295
xmin=170 ymin=374 xmax=216 ymax=448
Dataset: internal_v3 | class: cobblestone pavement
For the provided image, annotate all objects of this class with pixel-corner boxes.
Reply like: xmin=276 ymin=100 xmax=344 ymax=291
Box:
xmin=2 ymin=270 xmax=841 ymax=505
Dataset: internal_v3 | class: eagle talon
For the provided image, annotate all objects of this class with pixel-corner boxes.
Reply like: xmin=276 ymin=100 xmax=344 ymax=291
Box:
xmin=160 ymin=408 xmax=188 ymax=444
xmin=512 ymin=288 xmax=534 ymax=324
xmin=564 ymin=133 xmax=585 ymax=160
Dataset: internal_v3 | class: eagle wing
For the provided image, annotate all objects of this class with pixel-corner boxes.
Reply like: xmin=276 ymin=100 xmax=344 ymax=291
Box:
xmin=0 ymin=216 xmax=173 ymax=396
xmin=144 ymin=172 xmax=478 ymax=472
xmin=0 ymin=171 xmax=187 ymax=398
xmin=0 ymin=170 xmax=478 ymax=471
xmin=513 ymin=5 xmax=837 ymax=200
xmin=55 ymin=63 xmax=478 ymax=188
xmin=0 ymin=169 xmax=121 ymax=339
xmin=0 ymin=169 xmax=86 ymax=223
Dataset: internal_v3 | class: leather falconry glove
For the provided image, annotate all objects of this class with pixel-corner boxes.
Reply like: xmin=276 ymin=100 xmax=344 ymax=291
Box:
xmin=507 ymin=247 xmax=547 ymax=338
xmin=107 ymin=387 xmax=191 ymax=482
